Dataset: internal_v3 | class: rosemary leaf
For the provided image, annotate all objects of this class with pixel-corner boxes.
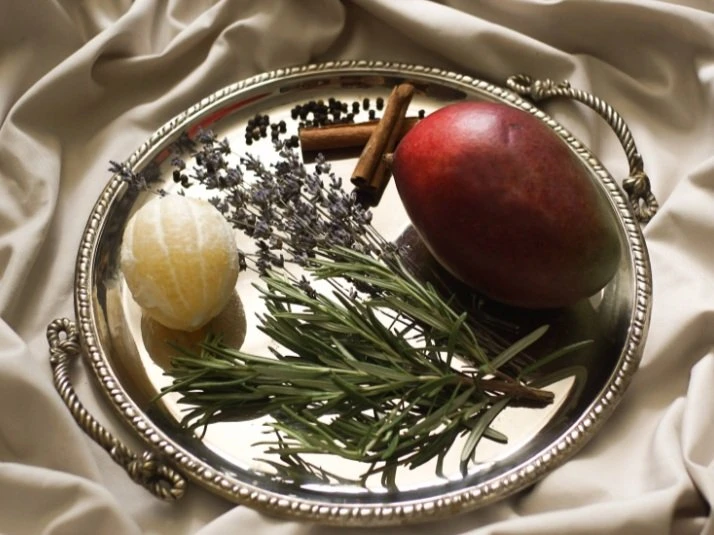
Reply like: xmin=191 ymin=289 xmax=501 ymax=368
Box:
xmin=519 ymin=340 xmax=594 ymax=378
xmin=460 ymin=397 xmax=511 ymax=464
xmin=487 ymin=325 xmax=549 ymax=372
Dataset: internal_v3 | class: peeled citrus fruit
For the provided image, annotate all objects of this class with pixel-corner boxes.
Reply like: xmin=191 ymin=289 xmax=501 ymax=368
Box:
xmin=120 ymin=194 xmax=240 ymax=331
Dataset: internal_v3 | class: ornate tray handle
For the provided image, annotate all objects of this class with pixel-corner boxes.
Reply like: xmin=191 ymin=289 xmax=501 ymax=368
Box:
xmin=506 ymin=74 xmax=658 ymax=224
xmin=47 ymin=318 xmax=187 ymax=501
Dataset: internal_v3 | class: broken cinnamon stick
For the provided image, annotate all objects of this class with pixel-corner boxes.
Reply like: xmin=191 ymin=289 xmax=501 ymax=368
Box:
xmin=299 ymin=117 xmax=420 ymax=153
xmin=351 ymin=83 xmax=415 ymax=205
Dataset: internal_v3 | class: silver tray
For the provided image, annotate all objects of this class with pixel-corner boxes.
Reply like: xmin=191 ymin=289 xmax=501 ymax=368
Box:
xmin=48 ymin=61 xmax=655 ymax=526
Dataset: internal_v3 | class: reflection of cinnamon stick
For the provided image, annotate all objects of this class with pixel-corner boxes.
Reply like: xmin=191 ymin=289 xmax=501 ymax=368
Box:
xmin=351 ymin=83 xmax=415 ymax=206
xmin=299 ymin=117 xmax=419 ymax=153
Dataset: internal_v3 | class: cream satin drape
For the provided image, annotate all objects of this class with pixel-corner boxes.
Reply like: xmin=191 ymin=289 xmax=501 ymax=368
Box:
xmin=1 ymin=1 xmax=713 ymax=533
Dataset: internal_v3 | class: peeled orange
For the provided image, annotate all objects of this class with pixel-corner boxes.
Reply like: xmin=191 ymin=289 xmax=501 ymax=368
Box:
xmin=120 ymin=194 xmax=240 ymax=331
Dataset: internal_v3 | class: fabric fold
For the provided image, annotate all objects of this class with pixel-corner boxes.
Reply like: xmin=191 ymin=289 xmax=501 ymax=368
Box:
xmin=1 ymin=0 xmax=713 ymax=533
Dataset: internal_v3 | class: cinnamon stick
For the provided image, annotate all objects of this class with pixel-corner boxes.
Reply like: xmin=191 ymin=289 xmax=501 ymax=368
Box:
xmin=299 ymin=117 xmax=420 ymax=153
xmin=365 ymin=114 xmax=408 ymax=206
xmin=351 ymin=83 xmax=415 ymax=205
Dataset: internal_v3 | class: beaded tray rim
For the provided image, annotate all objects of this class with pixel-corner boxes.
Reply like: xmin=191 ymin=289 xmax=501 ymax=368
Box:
xmin=73 ymin=60 xmax=652 ymax=526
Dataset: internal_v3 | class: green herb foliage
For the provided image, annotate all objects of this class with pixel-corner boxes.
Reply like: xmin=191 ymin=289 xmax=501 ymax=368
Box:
xmin=163 ymin=247 xmax=583 ymax=483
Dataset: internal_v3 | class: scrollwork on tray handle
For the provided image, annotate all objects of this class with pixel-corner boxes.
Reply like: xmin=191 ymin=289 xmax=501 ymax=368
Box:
xmin=506 ymin=74 xmax=659 ymax=225
xmin=47 ymin=318 xmax=186 ymax=501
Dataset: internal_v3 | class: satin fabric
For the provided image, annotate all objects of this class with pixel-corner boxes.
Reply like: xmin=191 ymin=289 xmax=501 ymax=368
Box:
xmin=1 ymin=1 xmax=713 ymax=533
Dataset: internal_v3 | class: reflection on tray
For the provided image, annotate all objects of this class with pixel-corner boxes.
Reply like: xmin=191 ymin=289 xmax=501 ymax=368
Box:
xmin=142 ymin=292 xmax=248 ymax=371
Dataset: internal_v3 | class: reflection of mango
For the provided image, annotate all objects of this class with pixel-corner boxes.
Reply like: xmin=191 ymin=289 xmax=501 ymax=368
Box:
xmin=396 ymin=225 xmax=603 ymax=371
xmin=142 ymin=291 xmax=248 ymax=370
xmin=120 ymin=195 xmax=240 ymax=331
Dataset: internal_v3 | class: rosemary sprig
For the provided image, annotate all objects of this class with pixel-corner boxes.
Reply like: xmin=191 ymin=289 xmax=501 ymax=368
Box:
xmin=162 ymin=244 xmax=585 ymax=481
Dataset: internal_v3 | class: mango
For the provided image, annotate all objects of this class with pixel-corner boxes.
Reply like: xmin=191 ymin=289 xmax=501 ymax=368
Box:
xmin=391 ymin=101 xmax=621 ymax=309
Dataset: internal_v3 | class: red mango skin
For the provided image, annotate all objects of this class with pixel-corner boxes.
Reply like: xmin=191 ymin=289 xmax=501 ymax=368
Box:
xmin=391 ymin=101 xmax=622 ymax=309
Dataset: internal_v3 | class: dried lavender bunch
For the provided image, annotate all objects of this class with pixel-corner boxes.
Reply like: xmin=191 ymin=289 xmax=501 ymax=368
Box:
xmin=170 ymin=129 xmax=384 ymax=276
